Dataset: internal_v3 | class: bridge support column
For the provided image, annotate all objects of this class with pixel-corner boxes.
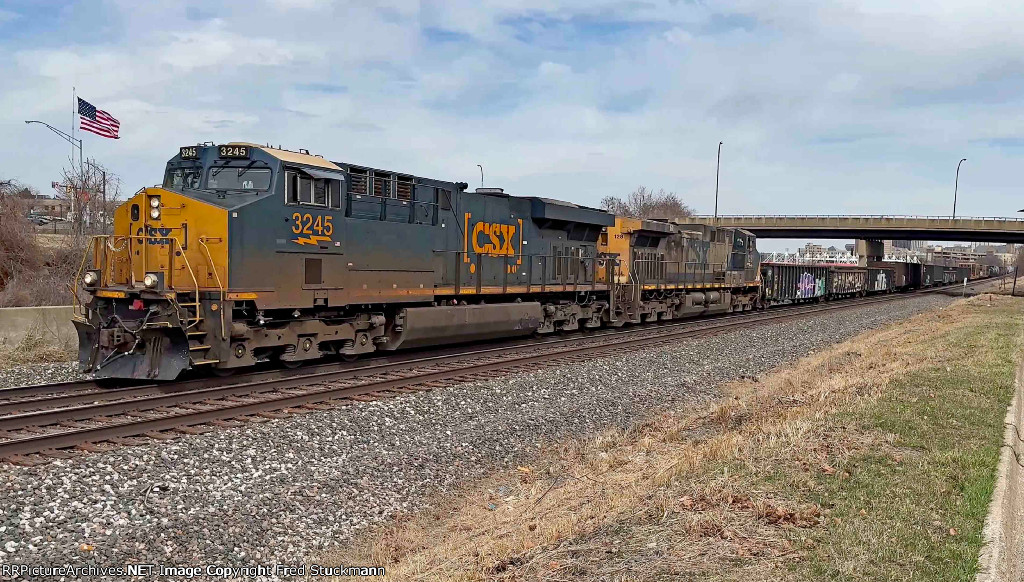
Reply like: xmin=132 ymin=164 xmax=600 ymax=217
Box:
xmin=855 ymin=239 xmax=884 ymax=266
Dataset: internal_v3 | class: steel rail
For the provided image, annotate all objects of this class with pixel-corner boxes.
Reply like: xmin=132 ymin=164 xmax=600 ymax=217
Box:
xmin=0 ymin=290 xmax=921 ymax=416
xmin=0 ymin=290 xmax=943 ymax=459
xmin=0 ymin=282 xmax=948 ymax=406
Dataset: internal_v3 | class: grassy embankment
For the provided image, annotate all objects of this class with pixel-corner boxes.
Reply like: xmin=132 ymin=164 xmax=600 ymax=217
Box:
xmin=0 ymin=330 xmax=75 ymax=369
xmin=326 ymin=293 xmax=1022 ymax=581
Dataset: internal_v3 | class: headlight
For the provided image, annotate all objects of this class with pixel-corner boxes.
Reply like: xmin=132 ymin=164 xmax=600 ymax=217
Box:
xmin=143 ymin=273 xmax=158 ymax=288
xmin=150 ymin=207 xmax=161 ymax=220
xmin=82 ymin=271 xmax=98 ymax=286
xmin=149 ymin=196 xmax=161 ymax=208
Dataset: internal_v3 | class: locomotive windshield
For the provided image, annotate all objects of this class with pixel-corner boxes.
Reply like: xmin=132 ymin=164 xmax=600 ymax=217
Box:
xmin=163 ymin=166 xmax=203 ymax=190
xmin=207 ymin=164 xmax=272 ymax=191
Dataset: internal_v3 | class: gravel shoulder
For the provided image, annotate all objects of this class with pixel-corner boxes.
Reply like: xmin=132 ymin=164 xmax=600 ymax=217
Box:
xmin=0 ymin=294 xmax=954 ymax=579
xmin=0 ymin=362 xmax=83 ymax=390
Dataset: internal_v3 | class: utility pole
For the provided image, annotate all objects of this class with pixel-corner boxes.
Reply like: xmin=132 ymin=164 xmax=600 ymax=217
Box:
xmin=714 ymin=142 xmax=723 ymax=222
xmin=102 ymin=169 xmax=107 ymax=233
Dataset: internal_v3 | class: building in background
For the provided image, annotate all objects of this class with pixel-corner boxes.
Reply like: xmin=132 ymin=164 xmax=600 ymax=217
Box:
xmin=893 ymin=239 xmax=927 ymax=252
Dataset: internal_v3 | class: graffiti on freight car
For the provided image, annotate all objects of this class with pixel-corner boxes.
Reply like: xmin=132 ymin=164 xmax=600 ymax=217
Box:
xmin=831 ymin=271 xmax=864 ymax=293
xmin=796 ymin=273 xmax=825 ymax=298
xmin=873 ymin=272 xmax=888 ymax=291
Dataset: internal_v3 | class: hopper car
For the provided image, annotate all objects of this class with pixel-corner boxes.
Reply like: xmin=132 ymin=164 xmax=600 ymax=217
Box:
xmin=762 ymin=260 xmax=988 ymax=306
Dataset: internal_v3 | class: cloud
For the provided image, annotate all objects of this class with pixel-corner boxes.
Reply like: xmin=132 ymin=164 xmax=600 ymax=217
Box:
xmin=537 ymin=61 xmax=571 ymax=77
xmin=3 ymin=0 xmax=1024 ymax=243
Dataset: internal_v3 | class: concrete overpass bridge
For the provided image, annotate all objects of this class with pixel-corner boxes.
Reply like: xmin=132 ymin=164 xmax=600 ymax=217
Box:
xmin=673 ymin=215 xmax=1024 ymax=244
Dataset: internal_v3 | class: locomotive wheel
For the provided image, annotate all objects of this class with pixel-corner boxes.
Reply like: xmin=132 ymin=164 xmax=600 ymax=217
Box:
xmin=341 ymin=354 xmax=359 ymax=362
xmin=280 ymin=360 xmax=303 ymax=369
xmin=212 ymin=367 xmax=236 ymax=377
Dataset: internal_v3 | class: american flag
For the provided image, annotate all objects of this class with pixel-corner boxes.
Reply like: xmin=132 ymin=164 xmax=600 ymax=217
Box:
xmin=78 ymin=97 xmax=120 ymax=139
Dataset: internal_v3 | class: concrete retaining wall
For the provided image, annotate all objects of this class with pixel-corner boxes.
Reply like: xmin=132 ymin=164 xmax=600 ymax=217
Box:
xmin=0 ymin=306 xmax=76 ymax=348
xmin=976 ymin=357 xmax=1024 ymax=581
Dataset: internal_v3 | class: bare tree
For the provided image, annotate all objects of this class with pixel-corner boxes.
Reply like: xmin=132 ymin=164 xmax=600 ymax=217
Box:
xmin=600 ymin=186 xmax=694 ymax=220
xmin=58 ymin=159 xmax=123 ymax=235
xmin=0 ymin=178 xmax=44 ymax=302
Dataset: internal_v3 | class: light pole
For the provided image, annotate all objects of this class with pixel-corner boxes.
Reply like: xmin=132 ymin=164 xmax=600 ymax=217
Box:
xmin=25 ymin=120 xmax=82 ymax=162
xmin=714 ymin=141 xmax=723 ymax=222
xmin=953 ymin=158 xmax=966 ymax=219
xmin=26 ymin=120 xmax=85 ymax=232
xmin=477 ymin=164 xmax=484 ymax=188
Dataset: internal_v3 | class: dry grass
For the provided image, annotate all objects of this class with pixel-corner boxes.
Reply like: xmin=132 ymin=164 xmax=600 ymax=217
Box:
xmin=0 ymin=324 xmax=76 ymax=368
xmin=322 ymin=294 xmax=1021 ymax=581
xmin=0 ymin=207 xmax=86 ymax=307
xmin=986 ymin=275 xmax=1024 ymax=296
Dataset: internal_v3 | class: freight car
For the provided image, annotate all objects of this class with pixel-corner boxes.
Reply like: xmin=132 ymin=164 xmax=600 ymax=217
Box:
xmin=828 ymin=267 xmax=867 ymax=298
xmin=759 ymin=264 xmax=828 ymax=304
xmin=74 ymin=143 xmax=762 ymax=380
xmin=866 ymin=267 xmax=895 ymax=294
xmin=760 ymin=264 xmax=873 ymax=304
xmin=872 ymin=261 xmax=921 ymax=291
xmin=760 ymin=260 xmax=981 ymax=305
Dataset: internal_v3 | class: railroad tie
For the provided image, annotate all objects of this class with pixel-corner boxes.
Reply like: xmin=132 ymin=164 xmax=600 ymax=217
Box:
xmin=105 ymin=436 xmax=151 ymax=447
xmin=75 ymin=442 xmax=117 ymax=453
xmin=2 ymin=454 xmax=47 ymax=467
xmin=209 ymin=420 xmax=245 ymax=428
xmin=173 ymin=426 xmax=214 ymax=435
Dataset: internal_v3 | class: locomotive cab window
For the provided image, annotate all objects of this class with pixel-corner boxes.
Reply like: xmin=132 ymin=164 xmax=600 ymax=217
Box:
xmin=163 ymin=166 xmax=202 ymax=190
xmin=285 ymin=169 xmax=341 ymax=209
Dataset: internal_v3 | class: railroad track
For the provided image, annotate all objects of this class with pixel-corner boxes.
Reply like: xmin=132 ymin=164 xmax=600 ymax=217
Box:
xmin=0 ymin=288 xmax=950 ymax=464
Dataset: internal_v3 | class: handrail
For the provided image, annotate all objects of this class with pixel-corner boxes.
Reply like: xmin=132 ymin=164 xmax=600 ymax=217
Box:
xmin=431 ymin=249 xmax=740 ymax=295
xmin=76 ymin=234 xmax=205 ymax=330
xmin=199 ymin=237 xmax=226 ymax=338
xmin=71 ymin=237 xmax=99 ymax=319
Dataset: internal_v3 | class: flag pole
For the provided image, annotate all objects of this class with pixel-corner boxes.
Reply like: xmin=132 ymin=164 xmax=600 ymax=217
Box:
xmin=72 ymin=87 xmax=84 ymax=234
xmin=71 ymin=86 xmax=76 ymax=167
xmin=72 ymin=86 xmax=78 ymax=231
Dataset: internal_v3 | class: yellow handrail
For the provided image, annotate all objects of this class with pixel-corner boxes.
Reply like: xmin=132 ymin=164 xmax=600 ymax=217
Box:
xmin=71 ymin=238 xmax=95 ymax=320
xmin=74 ymin=233 xmax=205 ymax=331
xmin=199 ymin=237 xmax=226 ymax=338
xmin=166 ymin=235 xmax=201 ymax=329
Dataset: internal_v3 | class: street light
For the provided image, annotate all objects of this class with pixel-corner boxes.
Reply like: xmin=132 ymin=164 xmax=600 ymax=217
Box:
xmin=24 ymin=120 xmax=82 ymax=155
xmin=953 ymin=158 xmax=966 ymax=219
xmin=26 ymin=120 xmax=85 ymax=233
xmin=714 ymin=141 xmax=723 ymax=222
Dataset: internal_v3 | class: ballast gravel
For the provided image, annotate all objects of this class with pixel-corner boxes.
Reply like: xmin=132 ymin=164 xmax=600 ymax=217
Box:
xmin=0 ymin=294 xmax=954 ymax=579
xmin=0 ymin=362 xmax=84 ymax=391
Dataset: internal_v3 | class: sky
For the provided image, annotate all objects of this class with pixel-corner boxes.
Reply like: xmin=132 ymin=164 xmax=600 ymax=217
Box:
xmin=2 ymin=0 xmax=1022 ymax=252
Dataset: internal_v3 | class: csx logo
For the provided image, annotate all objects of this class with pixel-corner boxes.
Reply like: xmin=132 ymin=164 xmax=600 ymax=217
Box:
xmin=137 ymin=226 xmax=173 ymax=246
xmin=471 ymin=221 xmax=517 ymax=255
xmin=462 ymin=214 xmax=524 ymax=274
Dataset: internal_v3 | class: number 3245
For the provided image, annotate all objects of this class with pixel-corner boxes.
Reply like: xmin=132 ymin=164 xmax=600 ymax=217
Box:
xmin=291 ymin=213 xmax=333 ymax=236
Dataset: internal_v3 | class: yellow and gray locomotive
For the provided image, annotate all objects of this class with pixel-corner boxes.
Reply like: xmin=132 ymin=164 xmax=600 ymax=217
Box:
xmin=75 ymin=143 xmax=760 ymax=380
